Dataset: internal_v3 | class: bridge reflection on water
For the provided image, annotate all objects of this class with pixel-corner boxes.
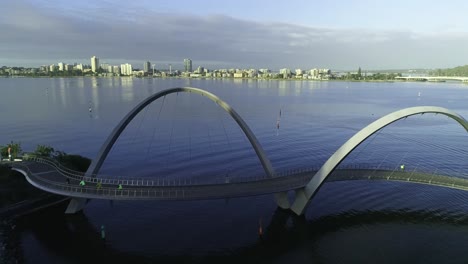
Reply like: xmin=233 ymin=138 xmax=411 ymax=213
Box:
xmin=4 ymin=201 xmax=468 ymax=263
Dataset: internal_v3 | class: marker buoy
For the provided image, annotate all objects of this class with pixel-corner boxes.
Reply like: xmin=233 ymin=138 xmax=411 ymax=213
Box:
xmin=258 ymin=218 xmax=263 ymax=236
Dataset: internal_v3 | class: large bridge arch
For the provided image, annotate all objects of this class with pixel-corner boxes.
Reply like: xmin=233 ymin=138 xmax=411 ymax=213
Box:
xmin=290 ymin=106 xmax=468 ymax=215
xmin=87 ymin=87 xmax=276 ymax=178
xmin=85 ymin=87 xmax=291 ymax=208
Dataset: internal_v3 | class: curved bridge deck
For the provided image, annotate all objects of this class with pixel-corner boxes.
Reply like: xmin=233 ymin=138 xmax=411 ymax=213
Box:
xmin=9 ymin=158 xmax=468 ymax=201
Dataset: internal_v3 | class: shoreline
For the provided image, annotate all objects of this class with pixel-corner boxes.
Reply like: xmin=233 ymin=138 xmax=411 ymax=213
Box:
xmin=0 ymin=75 xmax=405 ymax=83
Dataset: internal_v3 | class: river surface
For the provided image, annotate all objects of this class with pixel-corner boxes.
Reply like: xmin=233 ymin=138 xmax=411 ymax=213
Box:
xmin=2 ymin=78 xmax=468 ymax=263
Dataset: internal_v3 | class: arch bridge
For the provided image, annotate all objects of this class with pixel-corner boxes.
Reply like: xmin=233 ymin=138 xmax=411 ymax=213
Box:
xmin=8 ymin=87 xmax=468 ymax=215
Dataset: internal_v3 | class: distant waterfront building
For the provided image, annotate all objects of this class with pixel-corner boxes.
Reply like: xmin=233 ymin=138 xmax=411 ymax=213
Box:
xmin=247 ymin=69 xmax=258 ymax=78
xmin=91 ymin=56 xmax=99 ymax=73
xmin=196 ymin=66 xmax=204 ymax=74
xmin=127 ymin=64 xmax=133 ymax=75
xmin=100 ymin=63 xmax=110 ymax=72
xmin=76 ymin=64 xmax=84 ymax=71
xmin=184 ymin=58 xmax=192 ymax=72
xmin=320 ymin=69 xmax=331 ymax=75
xmin=143 ymin=61 xmax=151 ymax=73
xmin=310 ymin=68 xmax=319 ymax=78
xmin=120 ymin=63 xmax=133 ymax=76
xmin=40 ymin=65 xmax=48 ymax=73
xmin=58 ymin=62 xmax=64 ymax=71
xmin=49 ymin=64 xmax=55 ymax=72
xmin=280 ymin=68 xmax=291 ymax=78
xmin=64 ymin=64 xmax=72 ymax=71
xmin=113 ymin=66 xmax=120 ymax=75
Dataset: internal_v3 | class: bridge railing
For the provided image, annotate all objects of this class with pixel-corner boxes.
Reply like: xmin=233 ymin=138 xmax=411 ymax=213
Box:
xmin=22 ymin=155 xmax=306 ymax=186
xmin=16 ymin=160 xmax=302 ymax=199
xmin=22 ymin=155 xmax=157 ymax=185
xmin=15 ymin=158 xmax=468 ymax=200
xmin=21 ymin=155 xmax=468 ymax=190
xmin=21 ymin=155 xmax=249 ymax=187
xmin=14 ymin=161 xmax=196 ymax=199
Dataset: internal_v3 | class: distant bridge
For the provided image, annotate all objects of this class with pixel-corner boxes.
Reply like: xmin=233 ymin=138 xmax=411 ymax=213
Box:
xmin=7 ymin=88 xmax=468 ymax=216
xmin=395 ymin=76 xmax=468 ymax=82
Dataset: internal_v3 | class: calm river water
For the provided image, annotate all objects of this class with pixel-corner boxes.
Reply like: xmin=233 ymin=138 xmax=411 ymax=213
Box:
xmin=2 ymin=77 xmax=468 ymax=263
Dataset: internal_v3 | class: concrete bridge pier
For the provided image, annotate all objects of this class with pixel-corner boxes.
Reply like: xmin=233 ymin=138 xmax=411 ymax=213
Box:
xmin=290 ymin=188 xmax=310 ymax=215
xmin=65 ymin=198 xmax=87 ymax=214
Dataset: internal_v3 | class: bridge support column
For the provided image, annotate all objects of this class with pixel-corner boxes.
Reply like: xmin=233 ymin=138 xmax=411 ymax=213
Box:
xmin=65 ymin=198 xmax=87 ymax=214
xmin=290 ymin=188 xmax=310 ymax=216
xmin=274 ymin=192 xmax=290 ymax=209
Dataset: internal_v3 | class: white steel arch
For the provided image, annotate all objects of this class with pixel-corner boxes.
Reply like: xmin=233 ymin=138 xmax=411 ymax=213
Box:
xmin=87 ymin=87 xmax=276 ymax=177
xmin=83 ymin=87 xmax=290 ymax=210
xmin=290 ymin=106 xmax=468 ymax=215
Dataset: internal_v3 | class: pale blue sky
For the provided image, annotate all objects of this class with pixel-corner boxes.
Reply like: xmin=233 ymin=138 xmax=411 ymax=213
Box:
xmin=35 ymin=0 xmax=468 ymax=31
xmin=2 ymin=0 xmax=468 ymax=69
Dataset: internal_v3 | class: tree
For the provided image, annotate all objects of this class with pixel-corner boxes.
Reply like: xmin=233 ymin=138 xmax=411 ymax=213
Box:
xmin=357 ymin=67 xmax=362 ymax=78
xmin=33 ymin=145 xmax=55 ymax=157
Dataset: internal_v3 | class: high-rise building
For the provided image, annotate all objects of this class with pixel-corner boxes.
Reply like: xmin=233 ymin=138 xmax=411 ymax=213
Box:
xmin=58 ymin=62 xmax=64 ymax=71
xmin=280 ymin=68 xmax=291 ymax=78
xmin=49 ymin=64 xmax=55 ymax=72
xmin=143 ymin=61 xmax=151 ymax=73
xmin=184 ymin=58 xmax=192 ymax=72
xmin=91 ymin=56 xmax=99 ymax=73
xmin=120 ymin=63 xmax=133 ymax=76
xmin=310 ymin=68 xmax=319 ymax=77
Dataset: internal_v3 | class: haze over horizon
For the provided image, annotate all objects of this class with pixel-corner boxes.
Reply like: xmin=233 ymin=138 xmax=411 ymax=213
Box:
xmin=2 ymin=0 xmax=468 ymax=70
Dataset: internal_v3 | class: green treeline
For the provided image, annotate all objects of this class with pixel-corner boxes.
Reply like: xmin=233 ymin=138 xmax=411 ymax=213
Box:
xmin=27 ymin=144 xmax=92 ymax=172
xmin=0 ymin=142 xmax=91 ymax=172
xmin=430 ymin=65 xmax=468 ymax=76
xmin=337 ymin=72 xmax=401 ymax=81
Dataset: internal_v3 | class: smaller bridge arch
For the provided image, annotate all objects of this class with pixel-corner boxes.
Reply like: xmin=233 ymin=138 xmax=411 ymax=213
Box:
xmin=290 ymin=106 xmax=468 ymax=215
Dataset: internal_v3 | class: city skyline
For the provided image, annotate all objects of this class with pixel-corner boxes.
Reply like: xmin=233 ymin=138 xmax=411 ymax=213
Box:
xmin=3 ymin=0 xmax=468 ymax=70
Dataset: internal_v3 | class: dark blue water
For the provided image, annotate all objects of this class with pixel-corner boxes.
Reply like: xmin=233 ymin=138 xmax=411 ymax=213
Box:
xmin=2 ymin=78 xmax=468 ymax=263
